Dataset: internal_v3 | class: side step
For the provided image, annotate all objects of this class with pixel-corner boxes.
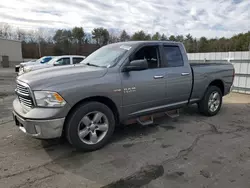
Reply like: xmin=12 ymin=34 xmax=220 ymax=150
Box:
xmin=136 ymin=115 xmax=154 ymax=126
xmin=125 ymin=109 xmax=180 ymax=126
xmin=165 ymin=109 xmax=180 ymax=118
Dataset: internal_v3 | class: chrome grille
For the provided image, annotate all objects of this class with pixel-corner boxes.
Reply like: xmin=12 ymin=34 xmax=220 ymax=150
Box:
xmin=18 ymin=96 xmax=33 ymax=108
xmin=16 ymin=82 xmax=34 ymax=109
xmin=16 ymin=84 xmax=29 ymax=96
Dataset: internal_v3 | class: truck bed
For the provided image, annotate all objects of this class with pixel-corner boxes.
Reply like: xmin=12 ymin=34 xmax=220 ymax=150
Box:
xmin=190 ymin=62 xmax=229 ymax=67
xmin=190 ymin=62 xmax=234 ymax=101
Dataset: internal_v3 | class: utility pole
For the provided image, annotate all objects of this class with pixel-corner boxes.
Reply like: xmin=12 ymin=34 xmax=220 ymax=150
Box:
xmin=38 ymin=41 xmax=41 ymax=57
xmin=37 ymin=35 xmax=41 ymax=57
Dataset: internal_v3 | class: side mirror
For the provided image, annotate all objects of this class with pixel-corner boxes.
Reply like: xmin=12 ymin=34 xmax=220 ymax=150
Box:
xmin=123 ymin=59 xmax=148 ymax=72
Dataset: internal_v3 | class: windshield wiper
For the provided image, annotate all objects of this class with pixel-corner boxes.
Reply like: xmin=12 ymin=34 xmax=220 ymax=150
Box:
xmin=85 ymin=63 xmax=100 ymax=67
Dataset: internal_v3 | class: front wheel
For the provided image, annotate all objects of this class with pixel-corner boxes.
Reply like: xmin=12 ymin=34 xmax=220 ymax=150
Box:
xmin=65 ymin=102 xmax=115 ymax=151
xmin=198 ymin=86 xmax=222 ymax=116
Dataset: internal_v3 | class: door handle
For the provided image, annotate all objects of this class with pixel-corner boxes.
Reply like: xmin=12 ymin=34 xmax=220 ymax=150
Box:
xmin=154 ymin=75 xmax=164 ymax=79
xmin=181 ymin=72 xmax=190 ymax=76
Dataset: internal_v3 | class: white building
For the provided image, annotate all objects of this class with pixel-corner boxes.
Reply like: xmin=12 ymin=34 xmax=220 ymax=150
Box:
xmin=0 ymin=38 xmax=22 ymax=67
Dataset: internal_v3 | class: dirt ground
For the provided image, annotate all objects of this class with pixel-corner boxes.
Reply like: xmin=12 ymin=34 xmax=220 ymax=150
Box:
xmin=0 ymin=68 xmax=250 ymax=188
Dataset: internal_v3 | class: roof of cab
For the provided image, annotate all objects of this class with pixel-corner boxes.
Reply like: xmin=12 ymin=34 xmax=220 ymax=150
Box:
xmin=56 ymin=55 xmax=86 ymax=58
xmin=107 ymin=40 xmax=182 ymax=47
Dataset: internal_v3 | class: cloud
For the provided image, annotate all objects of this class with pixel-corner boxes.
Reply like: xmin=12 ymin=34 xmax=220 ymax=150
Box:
xmin=0 ymin=0 xmax=249 ymax=38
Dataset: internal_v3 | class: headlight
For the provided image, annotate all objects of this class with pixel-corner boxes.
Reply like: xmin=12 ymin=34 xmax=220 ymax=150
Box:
xmin=24 ymin=67 xmax=32 ymax=73
xmin=34 ymin=91 xmax=66 ymax=107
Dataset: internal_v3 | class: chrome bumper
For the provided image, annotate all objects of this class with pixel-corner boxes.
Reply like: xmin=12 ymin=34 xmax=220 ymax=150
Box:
xmin=13 ymin=111 xmax=65 ymax=139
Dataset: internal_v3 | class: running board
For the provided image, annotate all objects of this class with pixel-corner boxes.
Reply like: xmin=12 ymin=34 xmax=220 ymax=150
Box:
xmin=165 ymin=109 xmax=180 ymax=118
xmin=136 ymin=115 xmax=154 ymax=126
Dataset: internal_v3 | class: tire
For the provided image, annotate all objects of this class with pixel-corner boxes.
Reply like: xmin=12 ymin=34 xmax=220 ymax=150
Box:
xmin=198 ymin=86 xmax=222 ymax=116
xmin=65 ymin=102 xmax=115 ymax=151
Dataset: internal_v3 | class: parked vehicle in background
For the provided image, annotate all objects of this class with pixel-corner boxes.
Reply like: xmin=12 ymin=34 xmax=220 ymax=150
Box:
xmin=18 ymin=55 xmax=85 ymax=75
xmin=15 ymin=56 xmax=54 ymax=73
xmin=13 ymin=41 xmax=234 ymax=151
xmin=15 ymin=59 xmax=36 ymax=72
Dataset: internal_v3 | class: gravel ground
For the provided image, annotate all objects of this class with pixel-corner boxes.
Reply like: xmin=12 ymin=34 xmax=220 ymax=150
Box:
xmin=0 ymin=68 xmax=250 ymax=188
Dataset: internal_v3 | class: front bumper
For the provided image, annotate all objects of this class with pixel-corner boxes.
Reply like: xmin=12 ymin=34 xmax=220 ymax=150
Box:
xmin=13 ymin=111 xmax=65 ymax=139
xmin=12 ymin=97 xmax=70 ymax=139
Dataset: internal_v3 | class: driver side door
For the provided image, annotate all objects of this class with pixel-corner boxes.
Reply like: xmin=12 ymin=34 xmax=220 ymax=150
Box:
xmin=121 ymin=44 xmax=167 ymax=118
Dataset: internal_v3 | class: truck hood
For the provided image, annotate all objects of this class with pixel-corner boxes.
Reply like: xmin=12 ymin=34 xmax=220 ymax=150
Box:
xmin=17 ymin=64 xmax=107 ymax=90
xmin=25 ymin=63 xmax=52 ymax=71
xmin=20 ymin=61 xmax=38 ymax=67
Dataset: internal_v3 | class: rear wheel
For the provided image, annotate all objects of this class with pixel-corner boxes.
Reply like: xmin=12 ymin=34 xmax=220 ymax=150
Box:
xmin=65 ymin=102 xmax=115 ymax=151
xmin=198 ymin=86 xmax=222 ymax=116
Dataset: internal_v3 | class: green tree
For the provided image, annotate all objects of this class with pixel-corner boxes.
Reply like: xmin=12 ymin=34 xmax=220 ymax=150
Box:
xmin=152 ymin=32 xmax=161 ymax=40
xmin=193 ymin=38 xmax=198 ymax=52
xmin=198 ymin=37 xmax=209 ymax=52
xmin=53 ymin=29 xmax=72 ymax=54
xmin=2 ymin=21 xmax=250 ymax=55
xmin=53 ymin=29 xmax=72 ymax=43
xmin=184 ymin=34 xmax=194 ymax=52
xmin=160 ymin=34 xmax=168 ymax=41
xmin=108 ymin=34 xmax=119 ymax=43
xmin=231 ymin=32 xmax=250 ymax=51
xmin=92 ymin=27 xmax=110 ymax=46
xmin=145 ymin=34 xmax=151 ymax=40
xmin=72 ymin=27 xmax=85 ymax=44
xmin=169 ymin=35 xmax=176 ymax=41
xmin=120 ymin=30 xmax=130 ymax=41
xmin=175 ymin=35 xmax=184 ymax=42
xmin=131 ymin=30 xmax=151 ymax=41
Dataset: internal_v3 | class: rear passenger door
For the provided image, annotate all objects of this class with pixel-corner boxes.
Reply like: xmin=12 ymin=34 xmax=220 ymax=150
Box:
xmin=162 ymin=45 xmax=192 ymax=105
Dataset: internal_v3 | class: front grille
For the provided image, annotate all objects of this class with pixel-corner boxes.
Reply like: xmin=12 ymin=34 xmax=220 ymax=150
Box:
xmin=18 ymin=96 xmax=33 ymax=108
xmin=16 ymin=82 xmax=34 ymax=109
xmin=16 ymin=84 xmax=29 ymax=96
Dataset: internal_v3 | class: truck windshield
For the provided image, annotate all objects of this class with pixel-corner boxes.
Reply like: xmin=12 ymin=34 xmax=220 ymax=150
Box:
xmin=40 ymin=57 xmax=53 ymax=64
xmin=36 ymin=57 xmax=53 ymax=64
xmin=80 ymin=44 xmax=131 ymax=67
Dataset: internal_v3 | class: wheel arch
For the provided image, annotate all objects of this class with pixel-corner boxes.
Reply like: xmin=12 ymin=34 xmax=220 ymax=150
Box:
xmin=63 ymin=96 xmax=120 ymax=136
xmin=208 ymin=79 xmax=225 ymax=96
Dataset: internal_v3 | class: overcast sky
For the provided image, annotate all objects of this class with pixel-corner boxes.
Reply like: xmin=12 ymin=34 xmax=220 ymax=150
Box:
xmin=0 ymin=0 xmax=249 ymax=38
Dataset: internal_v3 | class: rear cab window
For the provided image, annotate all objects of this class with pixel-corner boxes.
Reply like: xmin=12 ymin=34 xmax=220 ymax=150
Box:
xmin=163 ymin=46 xmax=184 ymax=67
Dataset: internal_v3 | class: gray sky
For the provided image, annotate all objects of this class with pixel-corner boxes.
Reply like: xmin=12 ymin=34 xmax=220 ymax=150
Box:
xmin=0 ymin=0 xmax=249 ymax=38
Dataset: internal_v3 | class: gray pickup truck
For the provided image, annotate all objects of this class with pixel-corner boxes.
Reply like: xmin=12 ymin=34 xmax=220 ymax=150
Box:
xmin=13 ymin=41 xmax=234 ymax=151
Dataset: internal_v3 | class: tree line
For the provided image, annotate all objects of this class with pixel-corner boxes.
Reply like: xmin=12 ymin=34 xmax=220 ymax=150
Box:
xmin=0 ymin=23 xmax=249 ymax=58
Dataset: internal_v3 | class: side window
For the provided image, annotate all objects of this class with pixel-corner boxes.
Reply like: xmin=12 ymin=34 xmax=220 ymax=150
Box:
xmin=73 ymin=57 xmax=84 ymax=64
xmin=131 ymin=46 xmax=159 ymax=69
xmin=56 ymin=58 xmax=70 ymax=65
xmin=163 ymin=46 xmax=184 ymax=67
